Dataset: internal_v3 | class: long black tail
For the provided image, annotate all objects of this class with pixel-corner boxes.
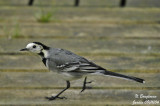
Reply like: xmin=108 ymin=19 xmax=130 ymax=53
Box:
xmin=103 ymin=70 xmax=145 ymax=83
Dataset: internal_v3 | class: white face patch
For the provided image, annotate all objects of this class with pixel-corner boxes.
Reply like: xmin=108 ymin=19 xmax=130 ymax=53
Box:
xmin=26 ymin=43 xmax=35 ymax=49
xmin=26 ymin=43 xmax=42 ymax=53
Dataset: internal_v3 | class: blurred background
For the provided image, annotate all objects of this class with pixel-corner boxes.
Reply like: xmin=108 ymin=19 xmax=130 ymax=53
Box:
xmin=0 ymin=0 xmax=160 ymax=105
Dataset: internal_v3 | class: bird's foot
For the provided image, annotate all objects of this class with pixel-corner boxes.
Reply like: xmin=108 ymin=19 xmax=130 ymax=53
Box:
xmin=86 ymin=80 xmax=93 ymax=84
xmin=80 ymin=80 xmax=93 ymax=93
xmin=45 ymin=96 xmax=67 ymax=100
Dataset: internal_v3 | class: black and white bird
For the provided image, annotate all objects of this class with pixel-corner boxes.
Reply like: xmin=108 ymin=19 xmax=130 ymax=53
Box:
xmin=20 ymin=42 xmax=145 ymax=100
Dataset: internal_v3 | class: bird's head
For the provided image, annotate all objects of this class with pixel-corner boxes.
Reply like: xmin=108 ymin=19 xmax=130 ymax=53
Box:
xmin=20 ymin=42 xmax=49 ymax=54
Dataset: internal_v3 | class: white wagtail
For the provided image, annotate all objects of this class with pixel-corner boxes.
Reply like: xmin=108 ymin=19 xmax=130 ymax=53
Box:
xmin=20 ymin=42 xmax=145 ymax=100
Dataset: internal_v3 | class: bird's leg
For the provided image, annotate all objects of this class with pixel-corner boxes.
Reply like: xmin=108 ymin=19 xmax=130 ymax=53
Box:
xmin=45 ymin=81 xmax=70 ymax=100
xmin=80 ymin=77 xmax=93 ymax=93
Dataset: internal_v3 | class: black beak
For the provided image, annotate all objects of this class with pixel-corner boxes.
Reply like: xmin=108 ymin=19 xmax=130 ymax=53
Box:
xmin=20 ymin=48 xmax=28 ymax=51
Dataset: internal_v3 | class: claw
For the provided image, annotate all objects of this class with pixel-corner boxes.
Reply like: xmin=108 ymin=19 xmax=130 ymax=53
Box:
xmin=86 ymin=80 xmax=93 ymax=84
xmin=80 ymin=86 xmax=92 ymax=93
xmin=80 ymin=88 xmax=85 ymax=93
xmin=45 ymin=96 xmax=67 ymax=100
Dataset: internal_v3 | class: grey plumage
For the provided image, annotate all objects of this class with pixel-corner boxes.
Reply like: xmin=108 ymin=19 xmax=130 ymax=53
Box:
xmin=44 ymin=48 xmax=104 ymax=80
xmin=44 ymin=48 xmax=144 ymax=83
xmin=20 ymin=42 xmax=145 ymax=100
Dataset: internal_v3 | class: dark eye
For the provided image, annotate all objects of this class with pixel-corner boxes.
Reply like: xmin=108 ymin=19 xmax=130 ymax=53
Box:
xmin=33 ymin=45 xmax=36 ymax=48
